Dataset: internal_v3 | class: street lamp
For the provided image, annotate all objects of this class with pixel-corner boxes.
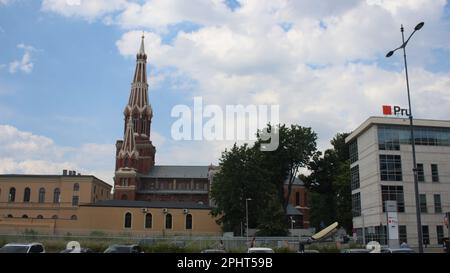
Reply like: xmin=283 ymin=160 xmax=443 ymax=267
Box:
xmin=386 ymin=21 xmax=424 ymax=253
xmin=245 ymin=198 xmax=252 ymax=244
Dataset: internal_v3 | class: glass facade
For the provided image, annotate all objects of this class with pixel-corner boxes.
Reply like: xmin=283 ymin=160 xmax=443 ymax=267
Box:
xmin=350 ymin=165 xmax=360 ymax=191
xmin=379 ymin=155 xmax=402 ymax=181
xmin=349 ymin=140 xmax=358 ymax=164
xmin=381 ymin=185 xmax=405 ymax=212
xmin=352 ymin=192 xmax=361 ymax=217
xmin=378 ymin=125 xmax=450 ymax=150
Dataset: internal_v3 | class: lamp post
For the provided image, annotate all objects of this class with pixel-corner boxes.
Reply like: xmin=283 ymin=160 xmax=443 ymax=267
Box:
xmin=386 ymin=21 xmax=424 ymax=253
xmin=246 ymin=198 xmax=252 ymax=243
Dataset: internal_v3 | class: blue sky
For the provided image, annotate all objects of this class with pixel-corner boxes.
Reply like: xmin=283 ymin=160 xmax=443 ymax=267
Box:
xmin=0 ymin=0 xmax=449 ymax=184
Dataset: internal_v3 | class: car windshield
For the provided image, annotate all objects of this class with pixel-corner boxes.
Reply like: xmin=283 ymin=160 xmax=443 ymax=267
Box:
xmin=0 ymin=245 xmax=29 ymax=253
xmin=249 ymin=249 xmax=273 ymax=253
xmin=105 ymin=246 xmax=131 ymax=253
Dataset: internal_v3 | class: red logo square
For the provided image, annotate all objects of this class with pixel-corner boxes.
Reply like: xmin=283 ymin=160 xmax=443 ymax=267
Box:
xmin=382 ymin=105 xmax=392 ymax=115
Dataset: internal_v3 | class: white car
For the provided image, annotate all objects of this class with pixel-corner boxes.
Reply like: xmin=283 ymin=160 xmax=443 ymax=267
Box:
xmin=0 ymin=243 xmax=45 ymax=253
xmin=247 ymin=247 xmax=274 ymax=253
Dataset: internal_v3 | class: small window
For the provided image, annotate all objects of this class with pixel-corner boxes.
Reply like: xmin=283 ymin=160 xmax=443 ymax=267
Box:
xmin=185 ymin=214 xmax=192 ymax=230
xmin=22 ymin=215 xmax=28 ymax=218
xmin=38 ymin=188 xmax=45 ymax=203
xmin=8 ymin=187 xmax=16 ymax=202
xmin=7 ymin=214 xmax=13 ymax=218
xmin=420 ymin=194 xmax=427 ymax=213
xmin=53 ymin=188 xmax=61 ymax=204
xmin=434 ymin=194 xmax=442 ymax=213
xmin=145 ymin=213 xmax=152 ymax=229
xmin=23 ymin=187 xmax=31 ymax=203
xmin=431 ymin=164 xmax=439 ymax=182
xmin=295 ymin=192 xmax=300 ymax=206
xmin=417 ymin=164 xmax=424 ymax=182
xmin=37 ymin=215 xmax=43 ymax=219
xmin=124 ymin=212 xmax=132 ymax=228
xmin=71 ymin=215 xmax=78 ymax=220
xmin=165 ymin=213 xmax=172 ymax=229
xmin=73 ymin=183 xmax=80 ymax=191
xmin=72 ymin=196 xmax=79 ymax=206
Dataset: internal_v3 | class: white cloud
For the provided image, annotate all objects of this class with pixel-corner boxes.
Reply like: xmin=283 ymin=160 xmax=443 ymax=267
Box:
xmin=40 ymin=0 xmax=450 ymax=160
xmin=0 ymin=125 xmax=115 ymax=184
xmin=9 ymin=43 xmax=36 ymax=74
xmin=41 ymin=0 xmax=128 ymax=20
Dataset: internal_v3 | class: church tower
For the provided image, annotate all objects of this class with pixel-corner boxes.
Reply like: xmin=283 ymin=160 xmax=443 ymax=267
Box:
xmin=114 ymin=34 xmax=156 ymax=200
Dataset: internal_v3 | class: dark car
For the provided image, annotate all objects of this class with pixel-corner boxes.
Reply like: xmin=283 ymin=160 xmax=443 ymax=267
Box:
xmin=104 ymin=244 xmax=143 ymax=253
xmin=0 ymin=243 xmax=45 ymax=253
xmin=201 ymin=249 xmax=226 ymax=253
xmin=380 ymin=248 xmax=415 ymax=253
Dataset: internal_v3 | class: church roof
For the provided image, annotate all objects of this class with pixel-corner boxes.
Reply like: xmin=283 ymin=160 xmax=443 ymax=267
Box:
xmin=84 ymin=199 xmax=211 ymax=209
xmin=284 ymin=176 xmax=304 ymax=186
xmin=143 ymin=165 xmax=210 ymax=179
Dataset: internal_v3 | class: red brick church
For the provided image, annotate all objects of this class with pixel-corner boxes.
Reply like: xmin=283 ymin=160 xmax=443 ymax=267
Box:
xmin=113 ymin=35 xmax=211 ymax=204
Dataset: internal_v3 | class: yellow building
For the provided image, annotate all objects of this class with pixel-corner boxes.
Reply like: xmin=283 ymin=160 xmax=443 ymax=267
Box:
xmin=0 ymin=173 xmax=221 ymax=236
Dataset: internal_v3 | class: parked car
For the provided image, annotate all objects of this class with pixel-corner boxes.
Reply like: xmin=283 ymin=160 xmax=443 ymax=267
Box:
xmin=104 ymin=244 xmax=143 ymax=253
xmin=380 ymin=248 xmax=415 ymax=253
xmin=247 ymin=247 xmax=274 ymax=253
xmin=341 ymin=249 xmax=371 ymax=253
xmin=201 ymin=249 xmax=226 ymax=253
xmin=0 ymin=243 xmax=45 ymax=253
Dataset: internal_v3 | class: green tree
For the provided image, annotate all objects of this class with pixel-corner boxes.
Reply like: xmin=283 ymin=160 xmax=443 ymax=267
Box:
xmin=304 ymin=133 xmax=352 ymax=233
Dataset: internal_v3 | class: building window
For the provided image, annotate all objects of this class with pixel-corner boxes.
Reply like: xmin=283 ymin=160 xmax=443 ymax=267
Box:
xmin=417 ymin=164 xmax=424 ymax=182
xmin=73 ymin=183 xmax=80 ymax=191
xmin=295 ymin=192 xmax=300 ymax=206
xmin=124 ymin=212 xmax=132 ymax=228
xmin=120 ymin=178 xmax=129 ymax=187
xmin=71 ymin=215 xmax=78 ymax=221
xmin=52 ymin=215 xmax=58 ymax=219
xmin=53 ymin=188 xmax=61 ymax=204
xmin=399 ymin=225 xmax=407 ymax=244
xmin=349 ymin=140 xmax=358 ymax=163
xmin=22 ymin=215 xmax=28 ymax=218
xmin=165 ymin=213 xmax=172 ymax=229
xmin=121 ymin=194 xmax=128 ymax=200
xmin=350 ymin=165 xmax=360 ymax=191
xmin=185 ymin=214 xmax=193 ymax=230
xmin=145 ymin=213 xmax=152 ymax=229
xmin=437 ymin=225 xmax=444 ymax=244
xmin=37 ymin=215 xmax=43 ymax=219
xmin=422 ymin=226 xmax=430 ymax=245
xmin=72 ymin=196 xmax=79 ymax=206
xmin=434 ymin=194 xmax=442 ymax=213
xmin=23 ymin=187 xmax=31 ymax=203
xmin=381 ymin=186 xmax=405 ymax=212
xmin=379 ymin=154 xmax=402 ymax=181
xmin=378 ymin=126 xmax=400 ymax=150
xmin=352 ymin=192 xmax=361 ymax=217
xmin=419 ymin=194 xmax=427 ymax=213
xmin=431 ymin=164 xmax=439 ymax=182
xmin=38 ymin=188 xmax=45 ymax=203
xmin=8 ymin=187 xmax=16 ymax=202
xmin=7 ymin=214 xmax=13 ymax=218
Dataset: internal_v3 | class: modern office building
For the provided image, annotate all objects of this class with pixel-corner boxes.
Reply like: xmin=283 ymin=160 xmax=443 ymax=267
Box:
xmin=346 ymin=116 xmax=450 ymax=247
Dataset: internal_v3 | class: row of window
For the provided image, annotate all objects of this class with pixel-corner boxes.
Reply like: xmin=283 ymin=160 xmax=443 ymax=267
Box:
xmin=352 ymin=186 xmax=443 ymax=214
xmin=5 ymin=214 xmax=77 ymax=220
xmin=379 ymin=155 xmax=440 ymax=182
xmin=141 ymin=182 xmax=209 ymax=191
xmin=124 ymin=212 xmax=193 ymax=230
xmin=378 ymin=125 xmax=450 ymax=150
xmin=354 ymin=224 xmax=446 ymax=245
xmin=1 ymin=187 xmax=80 ymax=206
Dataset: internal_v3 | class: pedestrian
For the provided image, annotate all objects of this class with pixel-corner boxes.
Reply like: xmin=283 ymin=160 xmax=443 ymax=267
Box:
xmin=250 ymin=237 xmax=256 ymax=248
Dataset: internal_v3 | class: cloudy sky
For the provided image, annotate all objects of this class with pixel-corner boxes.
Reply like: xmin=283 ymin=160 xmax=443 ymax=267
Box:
xmin=0 ymin=0 xmax=449 ymax=184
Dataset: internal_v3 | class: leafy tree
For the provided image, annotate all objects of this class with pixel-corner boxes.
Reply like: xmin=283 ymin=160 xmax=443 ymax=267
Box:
xmin=304 ymin=133 xmax=352 ymax=233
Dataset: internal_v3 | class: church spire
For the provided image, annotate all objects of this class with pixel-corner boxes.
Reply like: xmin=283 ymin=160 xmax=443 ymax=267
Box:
xmin=118 ymin=117 xmax=139 ymax=160
xmin=139 ymin=32 xmax=145 ymax=55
